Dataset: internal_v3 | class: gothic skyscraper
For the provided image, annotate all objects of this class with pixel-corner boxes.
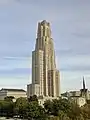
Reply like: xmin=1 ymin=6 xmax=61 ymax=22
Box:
xmin=27 ymin=20 xmax=60 ymax=98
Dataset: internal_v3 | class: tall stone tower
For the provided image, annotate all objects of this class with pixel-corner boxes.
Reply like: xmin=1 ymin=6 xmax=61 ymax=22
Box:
xmin=27 ymin=20 xmax=60 ymax=98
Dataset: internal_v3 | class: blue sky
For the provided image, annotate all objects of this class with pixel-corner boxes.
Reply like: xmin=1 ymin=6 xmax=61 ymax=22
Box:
xmin=0 ymin=0 xmax=90 ymax=93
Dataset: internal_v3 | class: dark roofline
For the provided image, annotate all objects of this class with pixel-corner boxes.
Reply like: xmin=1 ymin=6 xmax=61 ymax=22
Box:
xmin=70 ymin=96 xmax=80 ymax=97
xmin=0 ymin=88 xmax=26 ymax=92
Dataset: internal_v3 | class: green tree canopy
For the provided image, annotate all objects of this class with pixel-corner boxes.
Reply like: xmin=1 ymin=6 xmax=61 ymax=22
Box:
xmin=4 ymin=96 xmax=15 ymax=102
xmin=15 ymin=97 xmax=27 ymax=118
xmin=44 ymin=100 xmax=53 ymax=115
xmin=27 ymin=101 xmax=46 ymax=120
xmin=0 ymin=100 xmax=14 ymax=117
xmin=28 ymin=95 xmax=38 ymax=102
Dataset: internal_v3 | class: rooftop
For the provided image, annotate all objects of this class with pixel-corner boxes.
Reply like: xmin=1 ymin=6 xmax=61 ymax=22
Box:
xmin=0 ymin=88 xmax=26 ymax=92
xmin=40 ymin=20 xmax=50 ymax=26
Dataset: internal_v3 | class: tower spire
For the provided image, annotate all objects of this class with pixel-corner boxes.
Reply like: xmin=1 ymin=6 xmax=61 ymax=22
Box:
xmin=83 ymin=76 xmax=85 ymax=90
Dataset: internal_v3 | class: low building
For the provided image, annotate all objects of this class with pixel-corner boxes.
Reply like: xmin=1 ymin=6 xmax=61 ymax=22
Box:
xmin=71 ymin=96 xmax=86 ymax=107
xmin=0 ymin=88 xmax=27 ymax=101
xmin=27 ymin=84 xmax=40 ymax=98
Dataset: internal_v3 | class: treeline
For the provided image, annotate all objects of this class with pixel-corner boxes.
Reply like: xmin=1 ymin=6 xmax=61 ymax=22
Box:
xmin=0 ymin=95 xmax=90 ymax=120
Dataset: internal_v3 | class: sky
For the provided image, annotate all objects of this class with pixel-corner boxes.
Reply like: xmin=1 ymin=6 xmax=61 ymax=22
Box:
xmin=0 ymin=0 xmax=90 ymax=93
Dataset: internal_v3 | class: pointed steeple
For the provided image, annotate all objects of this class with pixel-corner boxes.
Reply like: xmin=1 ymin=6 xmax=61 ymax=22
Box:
xmin=83 ymin=76 xmax=85 ymax=90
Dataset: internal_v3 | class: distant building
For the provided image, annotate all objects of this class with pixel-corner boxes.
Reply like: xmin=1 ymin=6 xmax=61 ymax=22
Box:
xmin=61 ymin=77 xmax=90 ymax=107
xmin=27 ymin=20 xmax=60 ymax=105
xmin=0 ymin=88 xmax=27 ymax=101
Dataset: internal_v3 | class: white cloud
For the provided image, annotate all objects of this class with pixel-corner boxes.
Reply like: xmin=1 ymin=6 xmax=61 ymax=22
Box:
xmin=4 ymin=56 xmax=31 ymax=60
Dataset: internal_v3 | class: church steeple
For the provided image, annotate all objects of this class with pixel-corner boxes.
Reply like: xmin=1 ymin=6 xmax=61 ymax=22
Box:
xmin=83 ymin=76 xmax=86 ymax=90
xmin=80 ymin=76 xmax=89 ymax=99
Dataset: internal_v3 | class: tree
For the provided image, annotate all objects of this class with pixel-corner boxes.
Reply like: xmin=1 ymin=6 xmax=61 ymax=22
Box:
xmin=27 ymin=101 xmax=46 ymax=120
xmin=15 ymin=97 xmax=27 ymax=118
xmin=52 ymin=99 xmax=61 ymax=116
xmin=43 ymin=98 xmax=83 ymax=120
xmin=44 ymin=100 xmax=53 ymax=115
xmin=0 ymin=100 xmax=14 ymax=117
xmin=28 ymin=95 xmax=38 ymax=102
xmin=44 ymin=98 xmax=72 ymax=116
xmin=4 ymin=96 xmax=15 ymax=102
xmin=58 ymin=98 xmax=72 ymax=113
xmin=68 ymin=102 xmax=82 ymax=120
xmin=58 ymin=111 xmax=70 ymax=120
xmin=81 ymin=104 xmax=90 ymax=120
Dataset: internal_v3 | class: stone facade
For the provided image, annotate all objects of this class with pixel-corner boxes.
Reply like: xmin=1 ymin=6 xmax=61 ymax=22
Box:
xmin=71 ymin=97 xmax=86 ymax=107
xmin=0 ymin=88 xmax=27 ymax=100
xmin=27 ymin=20 xmax=60 ymax=99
